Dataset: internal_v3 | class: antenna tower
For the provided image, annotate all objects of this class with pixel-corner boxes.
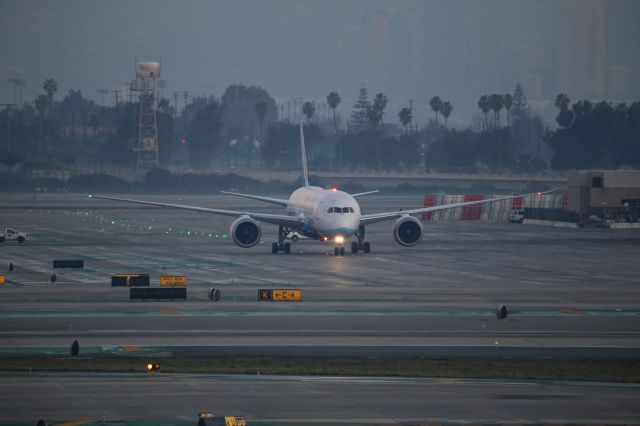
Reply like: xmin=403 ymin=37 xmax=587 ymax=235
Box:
xmin=131 ymin=61 xmax=160 ymax=173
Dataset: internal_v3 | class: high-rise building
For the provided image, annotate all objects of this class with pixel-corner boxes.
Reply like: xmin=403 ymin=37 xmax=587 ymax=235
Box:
xmin=421 ymin=0 xmax=499 ymax=112
xmin=557 ymin=0 xmax=606 ymax=98
xmin=353 ymin=9 xmax=388 ymax=92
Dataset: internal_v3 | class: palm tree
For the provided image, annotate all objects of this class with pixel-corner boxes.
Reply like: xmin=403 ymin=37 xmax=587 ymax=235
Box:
xmin=554 ymin=93 xmax=570 ymax=111
xmin=35 ymin=94 xmax=49 ymax=154
xmin=43 ymin=78 xmax=58 ymax=102
xmin=488 ymin=94 xmax=504 ymax=128
xmin=503 ymin=94 xmax=513 ymax=126
xmin=478 ymin=95 xmax=490 ymax=130
xmin=302 ymin=101 xmax=315 ymax=122
xmin=372 ymin=93 xmax=388 ymax=128
xmin=398 ymin=107 xmax=412 ymax=135
xmin=429 ymin=96 xmax=443 ymax=127
xmin=326 ymin=91 xmax=341 ymax=133
xmin=254 ymin=100 xmax=268 ymax=142
xmin=441 ymin=101 xmax=453 ymax=129
xmin=554 ymin=94 xmax=573 ymax=128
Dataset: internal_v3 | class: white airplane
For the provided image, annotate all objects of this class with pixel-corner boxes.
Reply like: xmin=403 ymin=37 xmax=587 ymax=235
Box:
xmin=71 ymin=124 xmax=552 ymax=256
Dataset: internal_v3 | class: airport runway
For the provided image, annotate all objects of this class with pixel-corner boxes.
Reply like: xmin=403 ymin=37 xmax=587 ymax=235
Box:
xmin=1 ymin=373 xmax=639 ymax=424
xmin=1 ymin=193 xmax=640 ymax=423
xmin=1 ymin=193 xmax=639 ymax=357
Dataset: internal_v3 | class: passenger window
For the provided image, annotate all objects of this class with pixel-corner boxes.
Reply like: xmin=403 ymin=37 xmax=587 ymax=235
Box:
xmin=328 ymin=207 xmax=333 ymax=213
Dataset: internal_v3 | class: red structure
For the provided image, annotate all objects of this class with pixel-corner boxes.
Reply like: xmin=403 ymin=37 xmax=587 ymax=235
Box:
xmin=512 ymin=196 xmax=523 ymax=210
xmin=421 ymin=195 xmax=436 ymax=221
xmin=561 ymin=193 xmax=569 ymax=210
xmin=461 ymin=194 xmax=483 ymax=220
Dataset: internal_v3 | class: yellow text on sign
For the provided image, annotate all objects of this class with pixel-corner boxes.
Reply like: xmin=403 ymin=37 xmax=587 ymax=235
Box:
xmin=160 ymin=275 xmax=187 ymax=286
xmin=272 ymin=289 xmax=302 ymax=301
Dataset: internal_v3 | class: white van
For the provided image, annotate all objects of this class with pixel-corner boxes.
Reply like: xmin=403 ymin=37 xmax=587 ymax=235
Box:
xmin=508 ymin=210 xmax=525 ymax=223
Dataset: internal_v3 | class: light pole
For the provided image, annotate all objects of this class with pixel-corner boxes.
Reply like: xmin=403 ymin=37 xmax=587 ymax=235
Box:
xmin=1 ymin=103 xmax=17 ymax=151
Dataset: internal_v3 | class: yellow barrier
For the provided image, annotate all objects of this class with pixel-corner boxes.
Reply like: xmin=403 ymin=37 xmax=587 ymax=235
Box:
xmin=258 ymin=289 xmax=302 ymax=301
xmin=160 ymin=275 xmax=187 ymax=286
xmin=0 ymin=275 xmax=5 ymax=285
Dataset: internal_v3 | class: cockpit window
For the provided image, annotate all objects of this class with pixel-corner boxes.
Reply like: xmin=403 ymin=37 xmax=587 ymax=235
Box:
xmin=329 ymin=206 xmax=354 ymax=213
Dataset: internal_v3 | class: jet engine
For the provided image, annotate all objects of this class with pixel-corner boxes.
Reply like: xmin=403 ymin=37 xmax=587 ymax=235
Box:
xmin=230 ymin=216 xmax=262 ymax=248
xmin=393 ymin=215 xmax=423 ymax=247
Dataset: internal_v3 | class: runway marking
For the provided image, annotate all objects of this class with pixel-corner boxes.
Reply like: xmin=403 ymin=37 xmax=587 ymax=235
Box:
xmin=0 ymin=308 xmax=638 ymax=318
xmin=121 ymin=345 xmax=143 ymax=351
xmin=56 ymin=420 xmax=92 ymax=426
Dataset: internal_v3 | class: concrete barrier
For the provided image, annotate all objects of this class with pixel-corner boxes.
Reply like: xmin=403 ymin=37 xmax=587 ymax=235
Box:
xmin=53 ymin=260 xmax=84 ymax=269
xmin=130 ymin=287 xmax=186 ymax=300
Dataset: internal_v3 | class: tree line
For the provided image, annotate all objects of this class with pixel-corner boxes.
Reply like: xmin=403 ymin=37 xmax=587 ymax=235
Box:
xmin=1 ymin=79 xmax=639 ymax=174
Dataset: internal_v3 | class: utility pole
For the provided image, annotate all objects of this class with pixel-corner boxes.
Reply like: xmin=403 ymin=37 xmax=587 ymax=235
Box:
xmin=182 ymin=92 xmax=189 ymax=111
xmin=173 ymin=92 xmax=179 ymax=118
xmin=1 ymin=104 xmax=16 ymax=150
xmin=157 ymin=80 xmax=167 ymax=99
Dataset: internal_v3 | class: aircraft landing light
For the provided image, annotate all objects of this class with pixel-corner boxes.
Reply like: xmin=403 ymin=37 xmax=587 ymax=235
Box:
xmin=335 ymin=235 xmax=344 ymax=244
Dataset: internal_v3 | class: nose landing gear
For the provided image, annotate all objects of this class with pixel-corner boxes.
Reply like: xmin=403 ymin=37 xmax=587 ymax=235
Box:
xmin=333 ymin=246 xmax=345 ymax=257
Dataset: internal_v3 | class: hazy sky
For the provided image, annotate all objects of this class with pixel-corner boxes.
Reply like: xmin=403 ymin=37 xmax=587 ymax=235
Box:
xmin=2 ymin=0 xmax=639 ymax=125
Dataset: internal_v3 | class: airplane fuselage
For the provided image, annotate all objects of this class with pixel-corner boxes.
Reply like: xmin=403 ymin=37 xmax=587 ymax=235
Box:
xmin=286 ymin=186 xmax=360 ymax=240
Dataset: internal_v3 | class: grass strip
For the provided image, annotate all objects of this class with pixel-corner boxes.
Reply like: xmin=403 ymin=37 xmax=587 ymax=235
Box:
xmin=0 ymin=356 xmax=639 ymax=383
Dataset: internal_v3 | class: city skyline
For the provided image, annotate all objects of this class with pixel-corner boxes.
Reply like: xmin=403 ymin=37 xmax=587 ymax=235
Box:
xmin=1 ymin=0 xmax=639 ymax=125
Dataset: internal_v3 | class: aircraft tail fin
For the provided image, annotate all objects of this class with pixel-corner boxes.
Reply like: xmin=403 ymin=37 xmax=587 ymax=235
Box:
xmin=300 ymin=122 xmax=309 ymax=187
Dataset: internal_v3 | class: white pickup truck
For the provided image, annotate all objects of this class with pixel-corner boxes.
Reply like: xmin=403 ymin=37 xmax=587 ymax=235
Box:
xmin=0 ymin=227 xmax=29 ymax=243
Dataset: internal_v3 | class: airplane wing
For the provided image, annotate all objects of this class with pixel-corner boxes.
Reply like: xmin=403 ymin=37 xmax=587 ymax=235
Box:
xmin=67 ymin=192 xmax=303 ymax=228
xmin=359 ymin=190 xmax=555 ymax=225
xmin=350 ymin=190 xmax=379 ymax=198
xmin=221 ymin=191 xmax=289 ymax=207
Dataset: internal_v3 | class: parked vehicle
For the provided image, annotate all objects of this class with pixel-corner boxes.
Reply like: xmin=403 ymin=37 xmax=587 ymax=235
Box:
xmin=0 ymin=227 xmax=29 ymax=243
xmin=508 ymin=210 xmax=525 ymax=223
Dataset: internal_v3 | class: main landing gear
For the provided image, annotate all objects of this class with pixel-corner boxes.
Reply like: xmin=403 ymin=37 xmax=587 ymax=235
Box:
xmin=272 ymin=225 xmax=291 ymax=254
xmin=350 ymin=224 xmax=371 ymax=254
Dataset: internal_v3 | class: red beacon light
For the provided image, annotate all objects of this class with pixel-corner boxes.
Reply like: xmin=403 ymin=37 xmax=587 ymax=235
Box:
xmin=331 ymin=186 xmax=338 ymax=192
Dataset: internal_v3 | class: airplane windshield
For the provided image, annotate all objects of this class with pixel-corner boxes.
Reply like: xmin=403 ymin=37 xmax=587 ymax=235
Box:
xmin=326 ymin=206 xmax=356 ymax=214
xmin=329 ymin=207 xmax=354 ymax=213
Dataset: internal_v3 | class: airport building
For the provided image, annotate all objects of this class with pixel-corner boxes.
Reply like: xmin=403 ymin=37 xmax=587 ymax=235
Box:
xmin=567 ymin=170 xmax=640 ymax=213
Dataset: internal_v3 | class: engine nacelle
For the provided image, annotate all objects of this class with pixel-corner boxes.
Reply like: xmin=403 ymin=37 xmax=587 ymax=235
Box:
xmin=393 ymin=215 xmax=423 ymax=247
xmin=230 ymin=216 xmax=262 ymax=248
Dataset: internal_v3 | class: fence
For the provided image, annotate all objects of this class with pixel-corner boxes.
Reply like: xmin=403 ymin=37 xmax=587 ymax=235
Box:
xmin=422 ymin=193 xmax=567 ymax=222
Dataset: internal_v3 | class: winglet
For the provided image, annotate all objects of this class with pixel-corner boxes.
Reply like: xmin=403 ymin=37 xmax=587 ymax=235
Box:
xmin=300 ymin=122 xmax=309 ymax=187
